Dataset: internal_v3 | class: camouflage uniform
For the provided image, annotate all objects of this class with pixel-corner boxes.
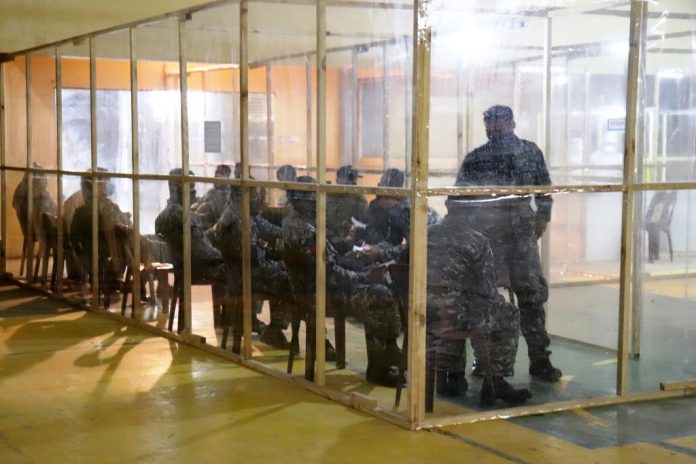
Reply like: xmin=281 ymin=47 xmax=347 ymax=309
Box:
xmin=281 ymin=200 xmax=401 ymax=384
xmin=154 ymin=177 xmax=225 ymax=284
xmin=326 ymin=193 xmax=367 ymax=254
xmin=12 ymin=171 xmax=58 ymax=247
xmin=364 ymin=196 xmax=410 ymax=262
xmin=193 ymin=185 xmax=229 ymax=231
xmin=456 ymin=132 xmax=553 ymax=364
xmin=427 ymin=213 xmax=520 ymax=379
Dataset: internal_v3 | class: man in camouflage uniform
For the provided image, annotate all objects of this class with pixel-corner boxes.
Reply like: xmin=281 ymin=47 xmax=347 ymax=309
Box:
xmin=70 ymin=172 xmax=132 ymax=303
xmin=155 ymin=169 xmax=225 ymax=286
xmin=427 ymin=189 xmax=532 ymax=405
xmin=456 ymin=105 xmax=561 ymax=382
xmin=281 ymin=176 xmax=402 ymax=386
xmin=192 ymin=164 xmax=232 ymax=230
xmin=207 ymin=185 xmax=293 ymax=349
xmin=12 ymin=164 xmax=58 ymax=279
xmin=326 ymin=165 xmax=367 ymax=255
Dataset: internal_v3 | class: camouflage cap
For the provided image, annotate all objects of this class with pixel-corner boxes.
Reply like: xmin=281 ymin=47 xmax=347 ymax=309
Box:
xmin=378 ymin=168 xmax=405 ymax=188
xmin=483 ymin=105 xmax=514 ymax=122
xmin=336 ymin=165 xmax=361 ymax=185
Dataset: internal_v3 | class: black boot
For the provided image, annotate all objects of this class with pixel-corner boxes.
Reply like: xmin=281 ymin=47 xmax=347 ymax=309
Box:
xmin=366 ymin=350 xmax=403 ymax=388
xmin=325 ymin=339 xmax=337 ymax=362
xmin=252 ymin=313 xmax=267 ymax=335
xmin=260 ymin=323 xmax=289 ymax=349
xmin=529 ymin=353 xmax=562 ymax=382
xmin=436 ymin=370 xmax=468 ymax=396
xmin=480 ymin=377 xmax=532 ymax=406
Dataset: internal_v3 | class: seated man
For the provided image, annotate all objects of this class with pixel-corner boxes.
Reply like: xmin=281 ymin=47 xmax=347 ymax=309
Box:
xmin=326 ymin=165 xmax=367 ymax=255
xmin=281 ymin=176 xmax=401 ymax=386
xmin=155 ymin=168 xmax=225 ymax=288
xmin=426 ymin=188 xmax=531 ymax=405
xmin=207 ymin=185 xmax=294 ymax=349
xmin=12 ymin=164 xmax=58 ymax=277
xmin=192 ymin=164 xmax=232 ymax=230
xmin=70 ymin=172 xmax=132 ymax=302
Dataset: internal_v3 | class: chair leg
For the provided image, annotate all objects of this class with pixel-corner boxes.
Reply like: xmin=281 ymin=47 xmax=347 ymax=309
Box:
xmin=334 ymin=308 xmax=346 ymax=369
xmin=287 ymin=311 xmax=302 ymax=375
xmin=425 ymin=362 xmax=435 ymax=413
xmin=32 ymin=242 xmax=44 ymax=284
xmin=168 ymin=286 xmax=179 ymax=332
xmin=231 ymin=298 xmax=243 ymax=355
xmin=121 ymin=268 xmax=132 ymax=316
xmin=394 ymin=331 xmax=408 ymax=408
xmin=666 ymin=231 xmax=674 ymax=262
xmin=305 ymin=313 xmax=316 ymax=382
xmin=19 ymin=236 xmax=28 ymax=276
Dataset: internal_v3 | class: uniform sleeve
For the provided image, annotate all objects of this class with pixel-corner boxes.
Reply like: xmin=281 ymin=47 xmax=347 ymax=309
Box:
xmin=527 ymin=142 xmax=553 ymax=222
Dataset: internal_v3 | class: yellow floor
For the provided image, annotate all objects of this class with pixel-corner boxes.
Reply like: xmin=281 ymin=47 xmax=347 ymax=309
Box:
xmin=2 ymin=283 xmax=696 ymax=464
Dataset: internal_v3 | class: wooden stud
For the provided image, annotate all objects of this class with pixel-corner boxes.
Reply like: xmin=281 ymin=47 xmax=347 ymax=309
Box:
xmin=130 ymin=27 xmax=142 ymax=319
xmin=617 ymin=0 xmax=646 ymax=396
xmin=179 ymin=14 xmax=193 ymax=335
xmin=314 ymin=0 xmax=327 ymax=386
xmin=55 ymin=46 xmax=64 ymax=295
xmin=240 ymin=0 xmax=253 ymax=359
xmin=89 ymin=39 xmax=99 ymax=309
xmin=540 ymin=16 xmax=552 ymax=299
xmin=629 ymin=3 xmax=649 ymax=359
xmin=351 ymin=49 xmax=359 ymax=165
xmin=26 ymin=54 xmax=35 ymax=285
xmin=0 ymin=58 xmax=6 ymax=276
xmin=408 ymin=0 xmax=432 ymax=426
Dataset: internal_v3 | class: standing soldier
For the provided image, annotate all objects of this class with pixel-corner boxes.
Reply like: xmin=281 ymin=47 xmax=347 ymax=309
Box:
xmin=456 ymin=105 xmax=562 ymax=382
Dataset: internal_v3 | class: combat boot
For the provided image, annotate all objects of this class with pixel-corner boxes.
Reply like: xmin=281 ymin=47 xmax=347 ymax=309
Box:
xmin=251 ymin=313 xmax=267 ymax=335
xmin=436 ymin=370 xmax=468 ymax=396
xmin=325 ymin=339 xmax=337 ymax=362
xmin=366 ymin=350 xmax=404 ymax=387
xmin=529 ymin=355 xmax=562 ymax=382
xmin=260 ymin=323 xmax=289 ymax=349
xmin=480 ymin=377 xmax=532 ymax=406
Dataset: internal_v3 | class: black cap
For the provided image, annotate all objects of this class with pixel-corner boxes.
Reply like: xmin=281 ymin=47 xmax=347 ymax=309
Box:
xmin=336 ymin=165 xmax=361 ymax=185
xmin=378 ymin=168 xmax=405 ymax=188
xmin=276 ymin=164 xmax=297 ymax=182
xmin=483 ymin=105 xmax=514 ymax=122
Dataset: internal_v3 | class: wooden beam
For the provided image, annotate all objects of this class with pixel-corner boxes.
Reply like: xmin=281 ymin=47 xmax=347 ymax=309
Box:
xmin=314 ymin=0 xmax=327 ymax=387
xmin=617 ymin=0 xmax=645 ymax=396
xmin=179 ymin=14 xmax=193 ymax=335
xmin=130 ymin=27 xmax=142 ymax=318
xmin=408 ymin=0 xmax=431 ymax=426
xmin=240 ymin=0 xmax=253 ymax=359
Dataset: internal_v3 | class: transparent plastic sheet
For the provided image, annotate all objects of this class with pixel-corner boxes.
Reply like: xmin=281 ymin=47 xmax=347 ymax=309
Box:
xmin=135 ymin=17 xmax=182 ymax=176
xmin=248 ymin=1 xmax=316 ymax=181
xmin=139 ymin=179 xmax=176 ymax=330
xmin=639 ymin=0 xmax=696 ymax=183
xmin=183 ymin=4 xmax=239 ymax=179
xmin=629 ymin=189 xmax=696 ymax=392
xmin=4 ymin=56 xmax=27 ymax=168
xmin=326 ymin=2 xmax=413 ymax=188
xmin=3 ymin=0 xmax=696 ymax=430
xmin=425 ymin=192 xmax=619 ymax=419
xmin=94 ymin=30 xmax=132 ymax=175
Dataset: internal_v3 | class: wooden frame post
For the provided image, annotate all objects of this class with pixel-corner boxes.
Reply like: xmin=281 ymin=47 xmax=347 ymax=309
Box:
xmin=25 ymin=54 xmax=36 ymax=285
xmin=0 ymin=59 xmax=6 ymax=277
xmin=305 ymin=58 xmax=313 ymax=174
xmin=540 ymin=15 xmax=552 ymax=294
xmin=89 ymin=39 xmax=99 ymax=308
xmin=408 ymin=0 xmax=431 ymax=427
xmin=617 ymin=0 xmax=646 ymax=395
xmin=179 ymin=14 xmax=193 ymax=335
xmin=55 ymin=46 xmax=64 ymax=295
xmin=240 ymin=0 xmax=254 ymax=359
xmin=265 ymin=63 xmax=274 ymax=180
xmin=314 ymin=0 xmax=328 ymax=386
xmin=130 ymin=27 xmax=142 ymax=318
xmin=629 ymin=2 xmax=649 ymax=359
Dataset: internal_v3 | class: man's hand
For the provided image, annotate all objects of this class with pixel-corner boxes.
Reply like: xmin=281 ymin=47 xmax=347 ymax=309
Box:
xmin=534 ymin=218 xmax=548 ymax=240
xmin=361 ymin=244 xmax=384 ymax=260
xmin=366 ymin=265 xmax=386 ymax=283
